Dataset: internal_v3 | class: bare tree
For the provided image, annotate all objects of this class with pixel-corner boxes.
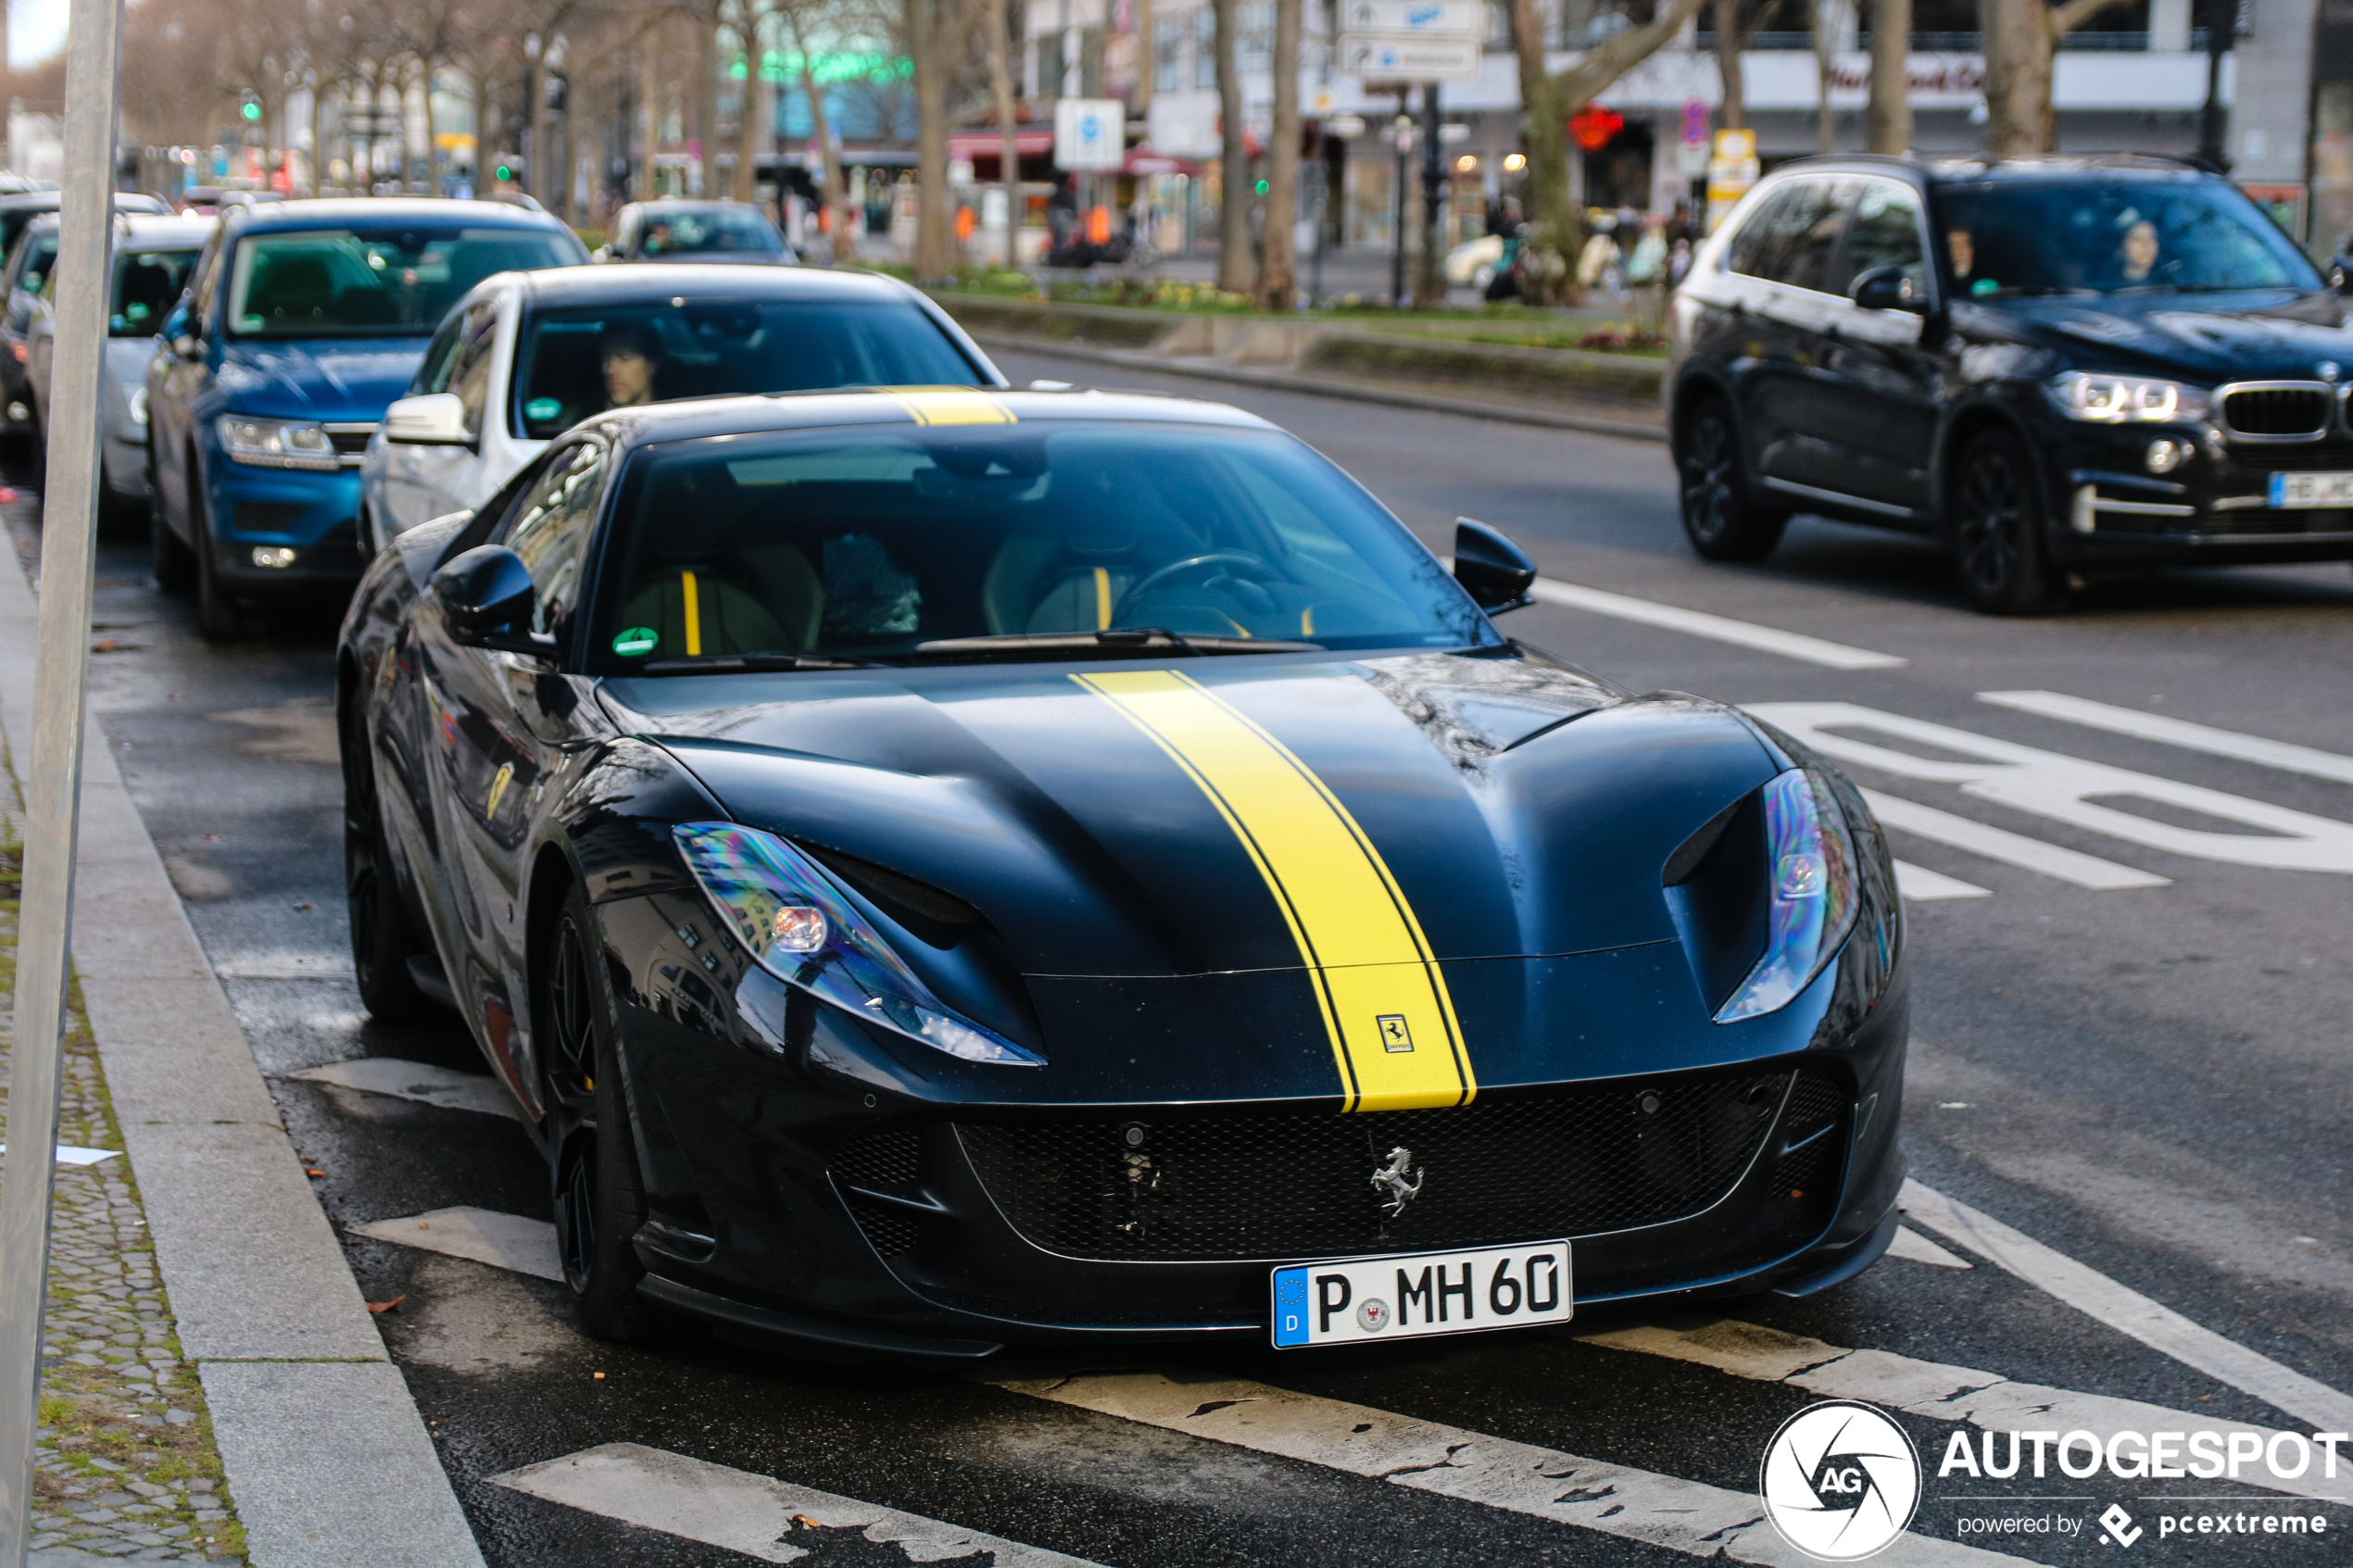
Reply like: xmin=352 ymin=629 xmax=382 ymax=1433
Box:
xmin=735 ymin=0 xmax=771 ymax=201
xmin=1810 ymin=0 xmax=1846 ymax=152
xmin=1982 ymin=0 xmax=2132 ymax=156
xmin=1713 ymin=0 xmax=1748 ymax=130
xmin=1256 ymin=0 xmax=1300 ymax=307
xmin=1211 ymin=0 xmax=1252 ymax=293
xmin=1865 ymin=0 xmax=1909 ymax=152
xmin=982 ymin=0 xmax=1022 ymax=267
xmin=775 ymin=0 xmax=852 ymax=255
xmin=905 ymin=0 xmax=978 ymax=278
xmin=1510 ymin=0 xmax=1712 ymax=305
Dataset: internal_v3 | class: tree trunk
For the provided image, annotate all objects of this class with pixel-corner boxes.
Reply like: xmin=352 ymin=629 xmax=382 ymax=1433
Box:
xmin=910 ymin=0 xmax=959 ymax=279
xmin=697 ymin=0 xmax=722 ymax=193
xmin=1812 ymin=0 xmax=1838 ymax=153
xmin=1256 ymin=0 xmax=1300 ymax=307
xmin=984 ymin=0 xmax=1023 ymax=269
xmin=1212 ymin=0 xmax=1252 ymax=294
xmin=528 ymin=44 xmax=549 ymax=198
xmin=640 ymin=37 xmax=660 ymax=199
xmin=1714 ymin=0 xmax=1746 ymax=130
xmin=1865 ymin=0 xmax=1910 ymax=152
xmin=1981 ymin=0 xmax=2055 ymax=156
xmin=736 ymin=2 xmax=765 ymax=203
xmin=804 ymin=57 xmax=846 ymax=256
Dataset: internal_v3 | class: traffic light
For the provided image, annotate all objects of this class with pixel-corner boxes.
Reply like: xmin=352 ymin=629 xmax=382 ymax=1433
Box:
xmin=238 ymin=92 xmax=261 ymax=123
xmin=496 ymin=164 xmax=514 ymax=182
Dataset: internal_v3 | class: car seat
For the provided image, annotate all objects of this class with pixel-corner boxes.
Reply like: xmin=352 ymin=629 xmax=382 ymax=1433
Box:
xmin=611 ymin=464 xmax=823 ymax=658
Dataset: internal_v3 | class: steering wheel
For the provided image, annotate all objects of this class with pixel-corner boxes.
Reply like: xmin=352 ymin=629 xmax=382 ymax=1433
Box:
xmin=1112 ymin=552 xmax=1280 ymax=624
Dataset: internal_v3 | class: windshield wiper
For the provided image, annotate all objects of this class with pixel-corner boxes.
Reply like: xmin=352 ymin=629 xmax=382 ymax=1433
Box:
xmin=912 ymin=627 xmax=1322 ymax=659
xmin=636 ymin=653 xmax=874 ymax=674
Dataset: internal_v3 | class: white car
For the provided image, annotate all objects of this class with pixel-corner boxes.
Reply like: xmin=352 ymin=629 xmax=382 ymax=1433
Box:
xmin=359 ymin=263 xmax=1005 ymax=555
xmin=1445 ymin=232 xmax=1505 ymax=290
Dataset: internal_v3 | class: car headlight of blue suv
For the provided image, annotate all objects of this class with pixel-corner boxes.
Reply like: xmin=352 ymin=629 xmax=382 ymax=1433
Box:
xmin=215 ymin=414 xmax=338 ymax=470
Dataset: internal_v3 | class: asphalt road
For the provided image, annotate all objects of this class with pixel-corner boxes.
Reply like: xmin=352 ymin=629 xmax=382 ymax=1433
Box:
xmin=21 ymin=350 xmax=2353 ymax=1567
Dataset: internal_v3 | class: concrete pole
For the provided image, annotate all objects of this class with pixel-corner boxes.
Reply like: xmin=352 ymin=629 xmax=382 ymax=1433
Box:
xmin=0 ymin=0 xmax=122 ymax=1555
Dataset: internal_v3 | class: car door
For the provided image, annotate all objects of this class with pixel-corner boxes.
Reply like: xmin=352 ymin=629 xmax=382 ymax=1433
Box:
xmin=1812 ymin=178 xmax=1942 ymax=514
xmin=150 ymin=226 xmax=230 ymax=547
xmin=1733 ymin=177 xmax=1863 ymax=500
xmin=379 ymin=293 xmax=505 ymax=535
xmin=413 ymin=437 xmax=615 ymax=1060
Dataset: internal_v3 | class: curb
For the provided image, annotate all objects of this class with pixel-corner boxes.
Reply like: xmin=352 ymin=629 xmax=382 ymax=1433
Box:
xmin=959 ymin=332 xmax=1672 ymax=443
xmin=0 ymin=544 xmax=485 ymax=1565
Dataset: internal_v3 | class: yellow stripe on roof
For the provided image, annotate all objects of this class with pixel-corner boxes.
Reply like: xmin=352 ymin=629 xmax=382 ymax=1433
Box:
xmin=1075 ymin=670 xmax=1473 ymax=1113
xmin=885 ymin=387 xmax=1017 ymax=426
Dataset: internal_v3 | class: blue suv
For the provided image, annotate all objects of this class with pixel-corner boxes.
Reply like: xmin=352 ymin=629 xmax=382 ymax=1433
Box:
xmin=145 ymin=199 xmax=585 ymax=634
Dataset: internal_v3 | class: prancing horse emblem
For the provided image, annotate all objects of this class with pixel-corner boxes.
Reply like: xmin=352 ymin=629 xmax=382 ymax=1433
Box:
xmin=1370 ymin=1147 xmax=1424 ymax=1217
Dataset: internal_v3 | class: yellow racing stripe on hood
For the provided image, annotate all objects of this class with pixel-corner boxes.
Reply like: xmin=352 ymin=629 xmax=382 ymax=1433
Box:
xmin=1075 ymin=669 xmax=1473 ymax=1112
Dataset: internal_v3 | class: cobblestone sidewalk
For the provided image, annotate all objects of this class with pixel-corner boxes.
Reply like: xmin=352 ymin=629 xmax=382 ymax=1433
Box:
xmin=0 ymin=790 xmax=249 ymax=1562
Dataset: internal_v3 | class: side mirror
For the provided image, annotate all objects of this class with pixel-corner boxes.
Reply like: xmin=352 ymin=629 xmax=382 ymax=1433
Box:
xmin=1850 ymin=265 xmax=1926 ymax=313
xmin=384 ymin=391 xmax=472 ymax=445
xmin=429 ymin=545 xmax=542 ymax=652
xmin=1453 ymin=517 xmax=1537 ymax=613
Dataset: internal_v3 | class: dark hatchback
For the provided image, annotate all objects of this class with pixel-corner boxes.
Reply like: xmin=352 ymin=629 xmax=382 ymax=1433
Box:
xmin=1668 ymin=155 xmax=2353 ymax=612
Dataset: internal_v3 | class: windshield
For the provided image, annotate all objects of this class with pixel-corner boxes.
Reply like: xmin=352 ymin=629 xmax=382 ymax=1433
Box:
xmin=13 ymin=232 xmax=56 ymax=297
xmin=638 ymin=207 xmax=785 ymax=257
xmin=513 ymin=297 xmax=984 ymax=439
xmin=1935 ymin=178 xmax=2321 ymax=296
xmin=110 ymin=247 xmax=200 ymax=335
xmin=588 ymin=421 xmax=1493 ymax=671
xmin=226 ymin=226 xmax=579 ymax=337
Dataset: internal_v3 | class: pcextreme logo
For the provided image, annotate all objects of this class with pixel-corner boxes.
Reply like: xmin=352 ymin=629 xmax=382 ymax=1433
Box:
xmin=1760 ymin=1400 xmax=1924 ymax=1561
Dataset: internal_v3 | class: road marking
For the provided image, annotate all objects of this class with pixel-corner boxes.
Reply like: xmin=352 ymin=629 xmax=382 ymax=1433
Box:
xmin=1889 ymin=1224 xmax=1974 ymax=1267
xmin=1902 ymin=1179 xmax=2353 ymax=1436
xmin=1000 ymin=1370 xmax=2025 ymax=1564
xmin=490 ymin=1442 xmax=1103 ymax=1566
xmin=1528 ymin=578 xmax=1907 ymax=670
xmin=211 ymin=950 xmax=352 ymax=980
xmin=1893 ymin=859 xmax=1994 ymax=901
xmin=1754 ymin=701 xmax=2353 ymax=874
xmin=351 ymin=1206 xmax=561 ymax=1282
xmin=0 ymin=1145 xmax=120 ymax=1165
xmin=289 ymin=1058 xmax=522 ymax=1121
xmin=1979 ymin=691 xmax=2353 ymax=787
xmin=1866 ymin=791 xmax=2170 ymax=890
xmin=1576 ymin=1317 xmax=2348 ymax=1504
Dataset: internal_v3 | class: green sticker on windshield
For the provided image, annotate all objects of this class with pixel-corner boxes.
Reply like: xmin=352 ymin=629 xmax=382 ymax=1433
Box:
xmin=1970 ymin=278 xmax=1997 ymax=296
xmin=612 ymin=627 xmax=659 ymax=658
xmin=525 ymin=396 xmax=562 ymax=422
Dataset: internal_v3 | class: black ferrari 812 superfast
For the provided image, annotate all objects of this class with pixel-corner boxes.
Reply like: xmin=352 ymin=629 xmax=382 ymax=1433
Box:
xmin=337 ymin=385 xmax=1908 ymax=1358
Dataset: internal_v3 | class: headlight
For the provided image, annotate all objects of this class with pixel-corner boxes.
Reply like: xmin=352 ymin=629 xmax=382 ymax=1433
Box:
xmin=1715 ymin=770 xmax=1860 ymax=1023
xmin=127 ymin=386 xmax=146 ymax=427
xmin=673 ymin=822 xmax=1043 ymax=1066
xmin=2048 ymin=370 xmax=2210 ymax=425
xmin=215 ymin=413 xmax=337 ymax=470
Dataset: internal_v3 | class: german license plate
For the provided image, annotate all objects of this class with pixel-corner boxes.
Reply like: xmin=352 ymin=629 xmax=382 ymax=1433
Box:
xmin=1270 ymin=1241 xmax=1571 ymax=1348
xmin=2269 ymin=471 xmax=2353 ymax=508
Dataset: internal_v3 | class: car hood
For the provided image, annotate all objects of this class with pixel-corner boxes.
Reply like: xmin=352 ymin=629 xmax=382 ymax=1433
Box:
xmin=1969 ymin=290 xmax=2353 ymax=380
xmin=215 ymin=336 xmax=429 ymax=420
xmin=606 ymin=651 xmax=1792 ymax=972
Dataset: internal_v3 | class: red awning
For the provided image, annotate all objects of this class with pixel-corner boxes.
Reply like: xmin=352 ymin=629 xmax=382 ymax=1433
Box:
xmin=948 ymin=130 xmax=1054 ymax=157
xmin=1122 ymin=148 xmax=1200 ymax=175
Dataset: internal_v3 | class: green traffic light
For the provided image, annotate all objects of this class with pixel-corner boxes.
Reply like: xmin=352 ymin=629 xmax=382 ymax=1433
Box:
xmin=496 ymin=165 xmax=513 ymax=182
xmin=240 ymin=100 xmax=260 ymax=121
xmin=1254 ymin=179 xmax=1269 ymax=195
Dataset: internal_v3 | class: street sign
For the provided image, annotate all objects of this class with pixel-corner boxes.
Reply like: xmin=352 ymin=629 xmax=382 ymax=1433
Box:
xmin=1338 ymin=33 xmax=1481 ymax=82
xmin=1053 ymin=97 xmax=1124 ymax=170
xmin=1341 ymin=0 xmax=1480 ymax=31
xmin=1680 ymin=97 xmax=1710 ymax=145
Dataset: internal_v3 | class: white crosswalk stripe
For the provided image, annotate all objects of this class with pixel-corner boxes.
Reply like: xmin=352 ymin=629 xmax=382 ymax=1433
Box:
xmin=1866 ymin=791 xmax=2170 ymax=891
xmin=490 ymin=1442 xmax=1106 ymax=1565
xmin=1979 ymin=691 xmax=2353 ymax=787
xmin=352 ymin=1206 xmax=562 ymax=1282
xmin=1888 ymin=1225 xmax=1974 ymax=1268
xmin=1893 ymin=859 xmax=1994 ymax=901
xmin=290 ymin=1057 xmax=522 ymax=1120
xmin=998 ymin=1369 xmax=2028 ymax=1566
xmin=1577 ymin=1318 xmax=2350 ymax=1506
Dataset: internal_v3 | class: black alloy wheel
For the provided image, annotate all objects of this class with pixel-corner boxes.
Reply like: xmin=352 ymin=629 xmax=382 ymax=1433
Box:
xmin=1677 ymin=398 xmax=1789 ymax=563
xmin=1949 ymin=428 xmax=2063 ymax=615
xmin=341 ymin=712 xmax=434 ymax=1023
xmin=543 ymin=884 xmax=654 ymax=1344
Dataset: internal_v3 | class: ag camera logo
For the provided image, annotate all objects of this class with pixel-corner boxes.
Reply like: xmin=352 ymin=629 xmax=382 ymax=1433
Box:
xmin=1760 ymin=1400 xmax=1923 ymax=1561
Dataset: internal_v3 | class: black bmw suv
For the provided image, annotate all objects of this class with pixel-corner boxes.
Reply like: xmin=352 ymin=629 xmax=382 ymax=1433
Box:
xmin=1667 ymin=155 xmax=2353 ymax=612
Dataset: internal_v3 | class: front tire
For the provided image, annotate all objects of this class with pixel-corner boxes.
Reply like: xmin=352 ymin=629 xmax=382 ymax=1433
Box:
xmin=543 ymin=886 xmax=655 ymax=1344
xmin=1677 ymin=397 xmax=1789 ymax=562
xmin=189 ymin=456 xmax=244 ymax=639
xmin=1948 ymin=427 xmax=2064 ymax=615
xmin=342 ymin=713 xmax=434 ymax=1023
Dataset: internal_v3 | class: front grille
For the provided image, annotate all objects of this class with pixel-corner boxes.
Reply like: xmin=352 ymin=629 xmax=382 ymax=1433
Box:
xmin=957 ymin=1066 xmax=1838 ymax=1262
xmin=2219 ymin=384 xmax=2331 ymax=441
xmin=235 ymin=501 xmax=308 ymax=534
xmin=832 ymin=1124 xmax=923 ymax=1260
xmin=324 ymin=422 xmax=378 ymax=468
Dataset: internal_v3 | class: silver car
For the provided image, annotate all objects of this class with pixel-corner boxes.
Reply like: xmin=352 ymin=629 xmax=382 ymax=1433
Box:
xmin=24 ymin=211 xmax=214 ymax=514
